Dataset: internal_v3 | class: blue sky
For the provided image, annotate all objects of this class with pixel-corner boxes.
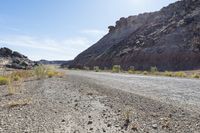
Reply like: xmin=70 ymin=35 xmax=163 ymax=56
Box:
xmin=0 ymin=0 xmax=177 ymax=61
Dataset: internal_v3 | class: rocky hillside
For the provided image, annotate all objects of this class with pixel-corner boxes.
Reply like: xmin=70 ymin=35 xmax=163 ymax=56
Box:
xmin=71 ymin=0 xmax=200 ymax=71
xmin=0 ymin=47 xmax=37 ymax=69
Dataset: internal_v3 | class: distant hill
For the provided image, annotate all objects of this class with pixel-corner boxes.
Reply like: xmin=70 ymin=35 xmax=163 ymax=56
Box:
xmin=0 ymin=47 xmax=37 ymax=69
xmin=70 ymin=0 xmax=200 ymax=71
xmin=38 ymin=60 xmax=70 ymax=65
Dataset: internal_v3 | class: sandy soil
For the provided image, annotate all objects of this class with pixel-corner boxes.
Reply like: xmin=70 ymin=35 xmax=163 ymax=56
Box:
xmin=0 ymin=70 xmax=200 ymax=133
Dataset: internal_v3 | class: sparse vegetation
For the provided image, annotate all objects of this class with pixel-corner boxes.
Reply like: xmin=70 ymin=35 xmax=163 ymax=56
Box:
xmin=83 ymin=66 xmax=90 ymax=71
xmin=164 ymin=71 xmax=173 ymax=77
xmin=93 ymin=66 xmax=100 ymax=72
xmin=174 ymin=72 xmax=186 ymax=77
xmin=0 ymin=76 xmax=9 ymax=85
xmin=191 ymin=73 xmax=200 ymax=79
xmin=150 ymin=66 xmax=158 ymax=73
xmin=143 ymin=71 xmax=148 ymax=75
xmin=112 ymin=65 xmax=121 ymax=73
xmin=34 ymin=65 xmax=49 ymax=79
xmin=128 ymin=66 xmax=135 ymax=74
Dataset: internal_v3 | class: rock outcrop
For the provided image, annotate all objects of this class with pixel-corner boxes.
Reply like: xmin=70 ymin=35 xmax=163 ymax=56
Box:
xmin=0 ymin=47 xmax=37 ymax=69
xmin=70 ymin=0 xmax=200 ymax=71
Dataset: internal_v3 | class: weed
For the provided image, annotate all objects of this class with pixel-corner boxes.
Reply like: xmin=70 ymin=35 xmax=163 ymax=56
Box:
xmin=112 ymin=65 xmax=121 ymax=73
xmin=83 ymin=66 xmax=90 ymax=71
xmin=0 ymin=76 xmax=9 ymax=85
xmin=128 ymin=66 xmax=135 ymax=74
xmin=143 ymin=71 xmax=148 ymax=75
xmin=123 ymin=109 xmax=132 ymax=130
xmin=93 ymin=66 xmax=100 ymax=72
xmin=164 ymin=71 xmax=173 ymax=77
xmin=174 ymin=72 xmax=186 ymax=77
xmin=34 ymin=65 xmax=49 ymax=79
xmin=128 ymin=70 xmax=134 ymax=74
xmin=150 ymin=66 xmax=158 ymax=73
xmin=191 ymin=73 xmax=200 ymax=79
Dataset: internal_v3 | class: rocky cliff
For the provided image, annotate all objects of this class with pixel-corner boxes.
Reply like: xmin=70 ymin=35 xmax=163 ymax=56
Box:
xmin=0 ymin=47 xmax=37 ymax=69
xmin=71 ymin=0 xmax=200 ymax=71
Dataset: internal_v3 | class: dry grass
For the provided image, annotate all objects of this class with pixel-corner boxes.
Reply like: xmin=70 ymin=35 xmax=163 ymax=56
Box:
xmin=34 ymin=65 xmax=64 ymax=79
xmin=191 ymin=73 xmax=200 ymax=79
xmin=0 ymin=76 xmax=9 ymax=85
xmin=34 ymin=65 xmax=49 ymax=79
xmin=7 ymin=98 xmax=31 ymax=108
xmin=93 ymin=66 xmax=100 ymax=72
xmin=126 ymin=68 xmax=200 ymax=79
xmin=174 ymin=72 xmax=186 ymax=77
xmin=112 ymin=65 xmax=121 ymax=73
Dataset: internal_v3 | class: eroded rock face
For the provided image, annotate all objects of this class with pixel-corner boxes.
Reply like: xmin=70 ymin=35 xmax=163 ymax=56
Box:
xmin=71 ymin=0 xmax=200 ymax=71
xmin=0 ymin=47 xmax=37 ymax=69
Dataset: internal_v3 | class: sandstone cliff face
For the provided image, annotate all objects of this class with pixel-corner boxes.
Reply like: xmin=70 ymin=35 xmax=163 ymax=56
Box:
xmin=71 ymin=0 xmax=200 ymax=71
xmin=0 ymin=47 xmax=37 ymax=69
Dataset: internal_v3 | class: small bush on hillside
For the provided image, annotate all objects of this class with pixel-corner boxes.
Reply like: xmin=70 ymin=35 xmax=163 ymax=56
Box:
xmin=83 ymin=66 xmax=90 ymax=71
xmin=191 ymin=73 xmax=200 ymax=79
xmin=128 ymin=70 xmax=134 ymax=74
xmin=128 ymin=66 xmax=135 ymax=74
xmin=93 ymin=66 xmax=100 ymax=72
xmin=150 ymin=66 xmax=158 ymax=73
xmin=174 ymin=72 xmax=186 ymax=77
xmin=143 ymin=71 xmax=148 ymax=75
xmin=0 ymin=76 xmax=9 ymax=85
xmin=112 ymin=65 xmax=121 ymax=73
xmin=164 ymin=71 xmax=173 ymax=77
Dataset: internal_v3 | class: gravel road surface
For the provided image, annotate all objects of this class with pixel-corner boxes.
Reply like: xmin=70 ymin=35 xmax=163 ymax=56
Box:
xmin=67 ymin=70 xmax=200 ymax=112
xmin=0 ymin=70 xmax=199 ymax=133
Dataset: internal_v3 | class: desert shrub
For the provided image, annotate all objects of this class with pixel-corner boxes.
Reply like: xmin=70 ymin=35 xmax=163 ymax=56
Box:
xmin=128 ymin=66 xmax=135 ymax=74
xmin=150 ymin=66 xmax=158 ymax=73
xmin=83 ymin=66 xmax=90 ymax=71
xmin=47 ymin=71 xmax=56 ymax=78
xmin=191 ymin=73 xmax=200 ymax=79
xmin=174 ymin=72 xmax=186 ymax=77
xmin=34 ymin=65 xmax=49 ymax=79
xmin=0 ymin=76 xmax=9 ymax=85
xmin=164 ymin=71 xmax=173 ymax=77
xmin=9 ymin=70 xmax=33 ymax=80
xmin=34 ymin=65 xmax=64 ymax=79
xmin=128 ymin=70 xmax=134 ymax=74
xmin=13 ymin=75 xmax=21 ymax=81
xmin=47 ymin=71 xmax=64 ymax=78
xmin=112 ymin=65 xmax=121 ymax=73
xmin=93 ymin=66 xmax=100 ymax=72
xmin=7 ymin=78 xmax=15 ymax=95
xmin=143 ymin=71 xmax=148 ymax=75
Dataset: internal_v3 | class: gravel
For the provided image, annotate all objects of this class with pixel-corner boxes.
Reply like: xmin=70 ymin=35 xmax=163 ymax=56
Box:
xmin=0 ymin=70 xmax=200 ymax=133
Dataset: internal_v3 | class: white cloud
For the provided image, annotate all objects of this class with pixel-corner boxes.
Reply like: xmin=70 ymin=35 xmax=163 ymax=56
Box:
xmin=0 ymin=35 xmax=93 ymax=60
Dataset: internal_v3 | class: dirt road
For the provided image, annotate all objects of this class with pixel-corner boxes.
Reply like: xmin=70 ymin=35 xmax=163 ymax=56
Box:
xmin=0 ymin=70 xmax=200 ymax=133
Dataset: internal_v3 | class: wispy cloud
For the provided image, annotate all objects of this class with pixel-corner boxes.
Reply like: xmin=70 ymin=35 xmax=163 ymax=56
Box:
xmin=0 ymin=35 xmax=93 ymax=60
